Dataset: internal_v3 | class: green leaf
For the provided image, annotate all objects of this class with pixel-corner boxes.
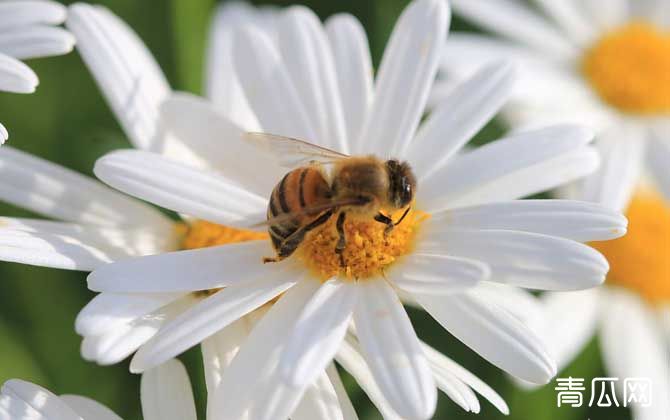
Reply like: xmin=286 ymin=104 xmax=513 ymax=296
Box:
xmin=170 ymin=0 xmax=216 ymax=93
xmin=0 ymin=317 xmax=49 ymax=385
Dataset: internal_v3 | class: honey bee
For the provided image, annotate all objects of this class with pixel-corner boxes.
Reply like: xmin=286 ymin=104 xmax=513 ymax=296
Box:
xmin=245 ymin=132 xmax=416 ymax=266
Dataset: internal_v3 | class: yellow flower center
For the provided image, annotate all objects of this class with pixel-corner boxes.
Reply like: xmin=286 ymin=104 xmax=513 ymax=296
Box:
xmin=581 ymin=22 xmax=670 ymax=115
xmin=591 ymin=190 xmax=670 ymax=305
xmin=179 ymin=220 xmax=267 ymax=249
xmin=298 ymin=209 xmax=428 ymax=281
xmin=177 ymin=210 xmax=426 ymax=284
xmin=178 ymin=220 xmax=268 ymax=296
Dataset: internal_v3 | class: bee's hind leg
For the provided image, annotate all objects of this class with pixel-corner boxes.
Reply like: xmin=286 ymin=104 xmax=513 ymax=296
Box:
xmin=335 ymin=212 xmax=347 ymax=267
xmin=264 ymin=210 xmax=335 ymax=264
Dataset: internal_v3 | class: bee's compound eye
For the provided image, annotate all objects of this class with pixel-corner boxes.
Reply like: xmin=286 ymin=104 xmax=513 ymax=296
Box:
xmin=399 ymin=178 xmax=413 ymax=206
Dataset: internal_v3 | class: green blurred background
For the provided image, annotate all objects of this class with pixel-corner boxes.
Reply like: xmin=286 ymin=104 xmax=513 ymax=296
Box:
xmin=0 ymin=1 xmax=634 ymax=419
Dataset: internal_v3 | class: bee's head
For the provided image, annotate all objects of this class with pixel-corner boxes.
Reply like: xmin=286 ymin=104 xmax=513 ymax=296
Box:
xmin=385 ymin=159 xmax=416 ymax=209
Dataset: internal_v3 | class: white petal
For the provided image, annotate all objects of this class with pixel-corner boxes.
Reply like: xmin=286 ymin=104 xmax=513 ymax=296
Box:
xmin=66 ymin=4 xmax=170 ymax=149
xmin=0 ymin=52 xmax=37 ymax=93
xmin=0 ymin=122 xmax=6 ymax=143
xmin=59 ymin=395 xmax=122 ymax=420
xmin=0 ymin=220 xmax=175 ymax=270
xmin=94 ymin=149 xmax=267 ymax=226
xmin=390 ymin=254 xmax=489 ymax=295
xmin=419 ymin=125 xmax=598 ymax=211
xmin=292 ymin=372 xmax=345 ymax=420
xmin=81 ymin=307 xmax=168 ymax=366
xmin=356 ymin=0 xmax=449 ymax=156
xmin=578 ymin=0 xmax=630 ymax=31
xmin=1 ymin=380 xmax=82 ymax=420
xmin=0 ymin=229 xmax=116 ymax=270
xmin=76 ymin=291 xmax=184 ymax=336
xmin=130 ymin=271 xmax=298 ymax=373
xmin=648 ymin=0 xmax=670 ymax=29
xmin=0 ymin=1 xmax=66 ymax=28
xmin=534 ymin=290 xmax=600 ymax=374
xmin=277 ymin=7 xmax=348 ymax=152
xmin=5 ymin=216 xmax=173 ymax=257
xmin=415 ymin=291 xmax=557 ymax=384
xmin=325 ymin=364 xmax=359 ymax=420
xmin=0 ymin=146 xmax=172 ymax=228
xmin=647 ymin=131 xmax=670 ymax=201
xmin=0 ymin=25 xmax=74 ymax=59
xmin=335 ymin=338 xmax=403 ymax=420
xmin=208 ymin=279 xmax=320 ymax=420
xmin=353 ymin=280 xmax=436 ymax=420
xmin=201 ymin=319 xmax=248 ymax=393
xmin=280 ymin=279 xmax=357 ymax=386
xmin=408 ymin=61 xmax=514 ymax=179
xmin=421 ymin=343 xmax=509 ymax=415
xmin=431 ymin=199 xmax=628 ymax=242
xmin=141 ymin=359 xmax=197 ymax=420
xmin=325 ymin=14 xmax=373 ymax=147
xmin=530 ymin=0 xmax=595 ymax=46
xmin=440 ymin=33 xmax=551 ymax=80
xmin=450 ymin=0 xmax=575 ymax=58
xmin=575 ymin=124 xmax=645 ymax=212
xmin=470 ymin=283 xmax=542 ymax=327
xmin=205 ymin=1 xmax=262 ymax=130
xmin=232 ymin=25 xmax=317 ymax=142
xmin=419 ymin=228 xmax=608 ymax=290
xmin=88 ymin=240 xmax=275 ymax=293
xmin=431 ymin=363 xmax=481 ymax=413
xmin=158 ymin=93 xmax=284 ymax=196
xmin=0 ymin=394 xmax=38 ymax=420
xmin=599 ymin=288 xmax=670 ymax=420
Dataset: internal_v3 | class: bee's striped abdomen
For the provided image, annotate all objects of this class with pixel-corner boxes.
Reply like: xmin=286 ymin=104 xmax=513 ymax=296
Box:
xmin=267 ymin=166 xmax=331 ymax=254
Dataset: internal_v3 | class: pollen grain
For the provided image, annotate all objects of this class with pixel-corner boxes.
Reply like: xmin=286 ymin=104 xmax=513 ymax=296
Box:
xmin=298 ymin=209 xmax=428 ymax=281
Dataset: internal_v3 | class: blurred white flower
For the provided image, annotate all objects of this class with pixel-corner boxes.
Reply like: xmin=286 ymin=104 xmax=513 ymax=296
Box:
xmin=521 ymin=187 xmax=670 ymax=420
xmin=439 ymin=2 xmax=670 ymax=419
xmin=0 ymin=0 xmax=75 ymax=142
xmin=74 ymin=0 xmax=628 ymax=418
xmin=0 ymin=359 xmax=198 ymax=420
xmin=439 ymin=0 xmax=670 ymax=211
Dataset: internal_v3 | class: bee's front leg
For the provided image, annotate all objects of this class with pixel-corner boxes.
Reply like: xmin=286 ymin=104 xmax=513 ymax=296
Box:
xmin=335 ymin=212 xmax=347 ymax=267
xmin=374 ymin=212 xmax=394 ymax=236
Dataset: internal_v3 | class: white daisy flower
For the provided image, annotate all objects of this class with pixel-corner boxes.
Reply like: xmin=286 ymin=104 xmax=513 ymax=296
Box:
xmin=0 ymin=0 xmax=75 ymax=141
xmin=79 ymin=0 xmax=627 ymax=418
xmin=0 ymin=359 xmax=199 ymax=420
xmin=0 ymin=3 xmax=367 ymax=420
xmin=439 ymin=0 xmax=670 ymax=210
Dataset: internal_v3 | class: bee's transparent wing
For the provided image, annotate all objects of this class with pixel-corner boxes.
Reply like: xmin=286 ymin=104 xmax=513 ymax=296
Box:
xmin=244 ymin=132 xmax=349 ymax=168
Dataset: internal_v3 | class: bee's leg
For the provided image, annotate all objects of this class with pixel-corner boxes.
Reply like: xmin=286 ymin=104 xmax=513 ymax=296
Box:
xmin=374 ymin=212 xmax=394 ymax=236
xmin=263 ymin=230 xmax=286 ymax=263
xmin=265 ymin=210 xmax=334 ymax=263
xmin=335 ymin=212 xmax=347 ymax=267
xmin=394 ymin=207 xmax=411 ymax=226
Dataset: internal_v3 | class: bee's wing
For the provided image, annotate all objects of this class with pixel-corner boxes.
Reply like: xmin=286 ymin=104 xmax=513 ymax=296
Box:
xmin=244 ymin=132 xmax=349 ymax=168
xmin=249 ymin=196 xmax=369 ymax=228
